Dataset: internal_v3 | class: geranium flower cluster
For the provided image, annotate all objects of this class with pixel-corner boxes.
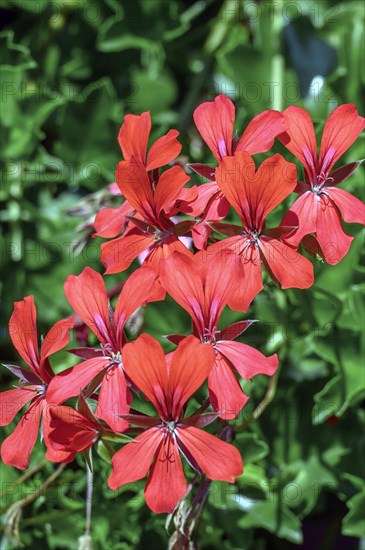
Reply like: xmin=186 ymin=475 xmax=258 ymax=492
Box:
xmin=1 ymin=95 xmax=364 ymax=514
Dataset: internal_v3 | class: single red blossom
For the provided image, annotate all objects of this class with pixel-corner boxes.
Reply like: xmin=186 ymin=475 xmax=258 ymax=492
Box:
xmin=0 ymin=296 xmax=74 ymax=469
xmin=94 ymin=106 xmax=183 ymax=240
xmin=48 ymin=405 xmax=101 ymax=459
xmin=46 ymin=266 xmax=158 ymax=432
xmin=100 ymin=157 xmax=196 ymax=275
xmin=47 ymin=395 xmax=115 ymax=460
xmin=95 ymin=110 xmax=196 ymax=258
xmin=212 ymin=151 xmax=314 ymax=311
xmin=108 ymin=334 xmax=243 ymax=513
xmin=186 ymin=94 xmax=287 ymax=248
xmin=159 ymin=252 xmax=278 ymax=420
xmin=278 ymin=105 xmax=365 ymax=264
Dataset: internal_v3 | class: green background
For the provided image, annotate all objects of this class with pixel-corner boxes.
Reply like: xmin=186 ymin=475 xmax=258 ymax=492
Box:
xmin=0 ymin=0 xmax=364 ymax=548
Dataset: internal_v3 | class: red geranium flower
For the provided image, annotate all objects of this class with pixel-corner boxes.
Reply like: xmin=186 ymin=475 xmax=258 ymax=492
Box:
xmin=94 ymin=111 xmax=183 ymax=239
xmin=279 ymin=105 xmax=365 ymax=264
xmin=48 ymin=394 xmax=116 ymax=461
xmin=0 ymin=297 xmax=73 ymax=469
xmin=212 ymin=151 xmax=314 ymax=311
xmin=46 ymin=266 xmax=158 ymax=432
xmin=186 ymin=94 xmax=287 ymax=248
xmin=159 ymin=252 xmax=278 ymax=419
xmin=108 ymin=334 xmax=243 ymax=514
xmin=100 ymin=158 xmax=196 ymax=275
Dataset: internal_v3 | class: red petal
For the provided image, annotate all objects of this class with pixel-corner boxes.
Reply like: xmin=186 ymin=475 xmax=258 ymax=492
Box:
xmin=214 ymin=236 xmax=263 ymax=312
xmin=154 ymin=165 xmax=190 ymax=217
xmin=216 ymin=152 xmax=296 ymax=231
xmin=0 ymin=387 xmax=37 ymax=426
xmin=95 ymin=365 xmax=131 ymax=432
xmin=114 ymin=266 xmax=158 ymax=346
xmin=278 ymin=106 xmax=318 ymax=182
xmin=93 ymin=202 xmax=133 ymax=239
xmin=146 ymin=129 xmax=182 ymax=170
xmin=159 ymin=252 xmax=205 ymax=333
xmin=1 ymin=397 xmax=44 ymax=470
xmin=145 ymin=435 xmax=186 ymax=513
xmin=193 ymin=94 xmax=235 ymax=162
xmin=118 ymin=112 xmax=151 ymax=164
xmin=9 ymin=296 xmax=40 ymax=374
xmin=237 ymin=109 xmax=286 ymax=154
xmin=215 ymin=341 xmax=278 ymax=380
xmin=176 ymin=425 xmax=243 ymax=482
xmin=123 ymin=334 xmax=169 ymax=418
xmin=319 ymin=104 xmax=365 ymax=174
xmin=46 ymin=357 xmax=109 ymax=405
xmin=259 ymin=236 xmax=314 ymax=289
xmin=314 ymin=195 xmax=353 ymax=264
xmin=39 ymin=317 xmax=74 ymax=382
xmin=142 ymin=235 xmax=191 ymax=276
xmin=326 ymin=187 xmax=365 ymax=226
xmin=64 ymin=267 xmax=113 ymax=347
xmin=101 ymin=232 xmax=153 ymax=274
xmin=203 ymin=250 xmax=241 ymax=330
xmin=47 ymin=405 xmax=98 ymax=453
xmin=168 ymin=336 xmax=214 ymax=419
xmin=184 ymin=181 xmax=220 ymax=216
xmin=280 ymin=191 xmax=318 ymax=248
xmin=42 ymin=405 xmax=75 ymax=463
xmin=108 ymin=427 xmax=162 ymax=490
xmin=208 ymin=354 xmax=249 ymax=420
xmin=116 ymin=158 xmax=156 ymax=224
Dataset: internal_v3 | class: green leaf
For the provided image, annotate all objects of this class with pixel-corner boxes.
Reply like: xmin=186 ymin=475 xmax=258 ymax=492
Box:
xmin=342 ymin=489 xmax=365 ymax=538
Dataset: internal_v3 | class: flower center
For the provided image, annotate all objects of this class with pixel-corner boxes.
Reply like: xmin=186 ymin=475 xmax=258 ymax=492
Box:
xmin=243 ymin=230 xmax=260 ymax=247
xmin=311 ymin=171 xmax=333 ymax=194
xmin=202 ymin=327 xmax=217 ymax=345
xmin=102 ymin=344 xmax=122 ymax=364
xmin=163 ymin=420 xmax=177 ymax=435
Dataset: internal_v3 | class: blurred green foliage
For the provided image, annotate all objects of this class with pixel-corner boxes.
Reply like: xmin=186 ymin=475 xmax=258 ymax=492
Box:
xmin=0 ymin=0 xmax=364 ymax=548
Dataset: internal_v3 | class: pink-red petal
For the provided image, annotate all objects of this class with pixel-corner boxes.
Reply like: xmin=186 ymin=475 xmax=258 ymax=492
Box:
xmin=326 ymin=187 xmax=365 ymax=226
xmin=46 ymin=357 xmax=110 ymax=405
xmin=215 ymin=340 xmax=278 ymax=380
xmin=0 ymin=387 xmax=38 ymax=426
xmin=122 ymin=334 xmax=169 ymax=419
xmin=176 ymin=425 xmax=243 ymax=482
xmin=168 ymin=335 xmax=214 ymax=419
xmin=319 ymin=104 xmax=365 ymax=174
xmin=9 ymin=296 xmax=40 ymax=374
xmin=64 ymin=267 xmax=112 ymax=347
xmin=108 ymin=427 xmax=162 ymax=490
xmin=1 ymin=397 xmax=44 ymax=470
xmin=146 ymin=129 xmax=182 ymax=170
xmin=237 ymin=109 xmax=286 ymax=155
xmin=145 ymin=435 xmax=187 ymax=513
xmin=208 ymin=354 xmax=249 ymax=420
xmin=259 ymin=236 xmax=314 ymax=289
xmin=101 ymin=232 xmax=154 ymax=274
xmin=95 ymin=365 xmax=131 ymax=432
xmin=278 ymin=106 xmax=318 ymax=182
xmin=118 ymin=112 xmax=151 ymax=164
xmin=193 ymin=94 xmax=235 ymax=162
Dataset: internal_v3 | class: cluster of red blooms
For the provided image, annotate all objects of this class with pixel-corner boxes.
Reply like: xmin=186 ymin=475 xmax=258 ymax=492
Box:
xmin=1 ymin=95 xmax=364 ymax=514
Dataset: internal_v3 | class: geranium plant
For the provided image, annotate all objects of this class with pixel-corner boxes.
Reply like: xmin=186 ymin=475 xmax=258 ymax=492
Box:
xmin=1 ymin=94 xmax=364 ymax=546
